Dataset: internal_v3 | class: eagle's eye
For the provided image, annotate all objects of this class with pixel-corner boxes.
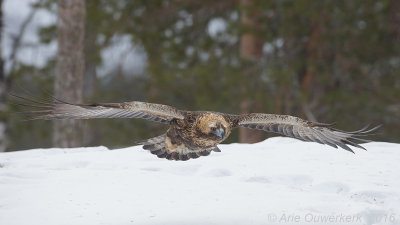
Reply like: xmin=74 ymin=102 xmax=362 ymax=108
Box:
xmin=210 ymin=126 xmax=225 ymax=139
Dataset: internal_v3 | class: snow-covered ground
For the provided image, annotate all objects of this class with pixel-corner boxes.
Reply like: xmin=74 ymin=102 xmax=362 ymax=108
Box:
xmin=0 ymin=137 xmax=399 ymax=225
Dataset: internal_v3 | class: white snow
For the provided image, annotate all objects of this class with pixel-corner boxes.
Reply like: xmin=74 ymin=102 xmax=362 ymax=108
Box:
xmin=0 ymin=137 xmax=399 ymax=225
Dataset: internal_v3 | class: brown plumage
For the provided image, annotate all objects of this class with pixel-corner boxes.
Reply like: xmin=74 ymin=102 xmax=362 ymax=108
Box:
xmin=10 ymin=93 xmax=380 ymax=161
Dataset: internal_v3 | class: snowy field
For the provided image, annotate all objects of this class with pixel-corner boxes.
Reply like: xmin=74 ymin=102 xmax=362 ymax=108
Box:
xmin=0 ymin=137 xmax=399 ymax=225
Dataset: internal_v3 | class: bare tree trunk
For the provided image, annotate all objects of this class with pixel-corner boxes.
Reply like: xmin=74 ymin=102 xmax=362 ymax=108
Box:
xmin=0 ymin=0 xmax=8 ymax=152
xmin=53 ymin=0 xmax=86 ymax=148
xmin=389 ymin=0 xmax=400 ymax=41
xmin=389 ymin=0 xmax=400 ymax=118
xmin=81 ymin=0 xmax=99 ymax=146
xmin=300 ymin=15 xmax=324 ymax=122
xmin=239 ymin=0 xmax=264 ymax=143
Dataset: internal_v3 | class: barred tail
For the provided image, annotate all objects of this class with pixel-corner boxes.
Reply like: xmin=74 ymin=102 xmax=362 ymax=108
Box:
xmin=137 ymin=134 xmax=220 ymax=161
xmin=137 ymin=134 xmax=169 ymax=159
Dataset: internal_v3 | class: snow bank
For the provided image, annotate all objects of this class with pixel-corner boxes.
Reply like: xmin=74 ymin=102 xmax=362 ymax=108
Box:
xmin=0 ymin=137 xmax=399 ymax=225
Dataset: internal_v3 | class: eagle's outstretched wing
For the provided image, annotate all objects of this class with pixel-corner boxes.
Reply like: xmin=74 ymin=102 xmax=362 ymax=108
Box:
xmin=10 ymin=93 xmax=184 ymax=123
xmin=237 ymin=113 xmax=380 ymax=153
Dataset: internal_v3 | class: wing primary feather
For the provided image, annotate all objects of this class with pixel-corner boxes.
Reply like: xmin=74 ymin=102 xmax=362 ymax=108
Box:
xmin=341 ymin=124 xmax=371 ymax=133
xmin=357 ymin=124 xmax=382 ymax=134
xmin=317 ymin=129 xmax=346 ymax=149
xmin=311 ymin=129 xmax=338 ymax=149
xmin=11 ymin=102 xmax=52 ymax=109
xmin=343 ymin=140 xmax=366 ymax=150
xmin=348 ymin=136 xmax=372 ymax=143
xmin=16 ymin=110 xmax=52 ymax=114
xmin=332 ymin=124 xmax=381 ymax=135
xmin=335 ymin=142 xmax=355 ymax=153
xmin=305 ymin=128 xmax=324 ymax=145
xmin=318 ymin=129 xmax=356 ymax=153
xmin=8 ymin=93 xmax=53 ymax=106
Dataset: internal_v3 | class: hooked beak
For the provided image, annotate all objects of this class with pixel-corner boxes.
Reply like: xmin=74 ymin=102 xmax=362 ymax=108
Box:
xmin=215 ymin=128 xmax=225 ymax=139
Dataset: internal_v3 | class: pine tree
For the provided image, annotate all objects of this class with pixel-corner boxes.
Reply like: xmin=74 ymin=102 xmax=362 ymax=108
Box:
xmin=53 ymin=0 xmax=86 ymax=147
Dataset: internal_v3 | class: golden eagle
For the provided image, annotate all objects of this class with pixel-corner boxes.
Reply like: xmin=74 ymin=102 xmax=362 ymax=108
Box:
xmin=11 ymin=93 xmax=379 ymax=161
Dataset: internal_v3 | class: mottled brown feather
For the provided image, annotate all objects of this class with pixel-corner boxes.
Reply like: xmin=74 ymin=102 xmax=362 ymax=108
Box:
xmin=237 ymin=113 xmax=380 ymax=153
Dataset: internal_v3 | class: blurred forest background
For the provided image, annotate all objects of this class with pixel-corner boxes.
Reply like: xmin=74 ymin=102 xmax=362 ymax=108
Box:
xmin=1 ymin=0 xmax=399 ymax=152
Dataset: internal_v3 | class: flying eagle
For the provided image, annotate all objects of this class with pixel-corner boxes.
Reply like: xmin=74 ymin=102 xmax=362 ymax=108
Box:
xmin=11 ymin=93 xmax=379 ymax=161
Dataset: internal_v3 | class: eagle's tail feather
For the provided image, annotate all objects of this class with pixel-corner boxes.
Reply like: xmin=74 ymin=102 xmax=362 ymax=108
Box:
xmin=137 ymin=134 xmax=217 ymax=161
xmin=137 ymin=134 xmax=169 ymax=159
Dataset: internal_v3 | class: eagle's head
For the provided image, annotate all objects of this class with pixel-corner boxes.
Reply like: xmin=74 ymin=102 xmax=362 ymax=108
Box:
xmin=197 ymin=113 xmax=230 ymax=140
